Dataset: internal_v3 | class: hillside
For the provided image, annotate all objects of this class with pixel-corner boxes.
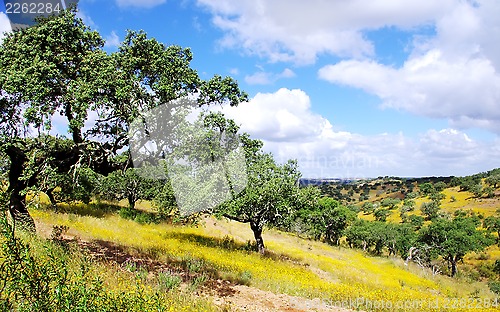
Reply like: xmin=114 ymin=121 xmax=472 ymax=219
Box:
xmin=9 ymin=196 xmax=497 ymax=312
xmin=318 ymin=173 xmax=500 ymax=286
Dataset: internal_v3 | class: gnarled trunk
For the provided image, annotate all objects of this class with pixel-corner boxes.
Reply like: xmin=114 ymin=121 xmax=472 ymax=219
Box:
xmin=5 ymin=144 xmax=35 ymax=231
xmin=449 ymin=256 xmax=458 ymax=277
xmin=250 ymin=221 xmax=265 ymax=254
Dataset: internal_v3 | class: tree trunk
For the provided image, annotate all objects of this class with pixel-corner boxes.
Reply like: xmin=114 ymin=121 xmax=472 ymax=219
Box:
xmin=5 ymin=144 xmax=35 ymax=232
xmin=450 ymin=257 xmax=457 ymax=277
xmin=128 ymin=194 xmax=136 ymax=210
xmin=65 ymin=103 xmax=83 ymax=144
xmin=46 ymin=188 xmax=57 ymax=209
xmin=250 ymin=221 xmax=265 ymax=254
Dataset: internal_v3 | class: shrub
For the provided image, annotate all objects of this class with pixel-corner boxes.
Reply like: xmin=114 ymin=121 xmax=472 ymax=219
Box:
xmin=0 ymin=216 xmax=214 ymax=311
xmin=119 ymin=207 xmax=138 ymax=220
xmin=157 ymin=272 xmax=182 ymax=291
xmin=494 ymin=259 xmax=500 ymax=275
xmin=119 ymin=207 xmax=158 ymax=224
xmin=488 ymin=281 xmax=500 ymax=295
xmin=420 ymin=201 xmax=440 ymax=220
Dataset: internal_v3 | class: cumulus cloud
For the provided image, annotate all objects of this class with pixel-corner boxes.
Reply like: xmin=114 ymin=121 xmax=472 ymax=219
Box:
xmin=319 ymin=0 xmax=500 ymax=134
xmin=0 ymin=12 xmax=12 ymax=43
xmin=244 ymin=68 xmax=296 ymax=85
xmin=104 ymin=31 xmax=121 ymax=49
xmin=197 ymin=0 xmax=457 ymax=64
xmin=76 ymin=9 xmax=97 ymax=29
xmin=116 ymin=0 xmax=166 ymax=9
xmin=219 ymin=88 xmax=330 ymax=141
xmin=215 ymin=88 xmax=500 ymax=178
xmin=197 ymin=0 xmax=500 ymax=134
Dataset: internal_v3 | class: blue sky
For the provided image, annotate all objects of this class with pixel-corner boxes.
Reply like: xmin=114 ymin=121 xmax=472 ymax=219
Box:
xmin=1 ymin=0 xmax=500 ymax=178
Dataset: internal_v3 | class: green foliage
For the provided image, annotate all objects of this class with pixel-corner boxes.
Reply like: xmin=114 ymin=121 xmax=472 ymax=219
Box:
xmin=418 ymin=216 xmax=494 ymax=276
xmin=217 ymin=140 xmax=301 ymax=253
xmin=373 ymin=208 xmax=390 ymax=222
xmin=434 ymin=181 xmax=448 ymax=192
xmin=401 ymin=198 xmax=415 ymax=212
xmin=99 ymin=168 xmax=162 ymax=209
xmin=453 ymin=176 xmax=482 ymax=193
xmin=152 ymin=180 xmax=178 ymax=218
xmin=419 ymin=183 xmax=435 ymax=196
xmin=120 ymin=208 xmax=159 ymax=224
xmin=157 ymin=272 xmax=182 ymax=291
xmin=380 ymin=197 xmax=400 ymax=209
xmin=295 ymin=194 xmax=355 ymax=245
xmin=470 ymin=183 xmax=484 ymax=198
xmin=358 ymin=194 xmax=369 ymax=201
xmin=361 ymin=202 xmax=376 ymax=214
xmin=0 ymin=10 xmax=110 ymax=138
xmin=405 ymin=191 xmax=419 ymax=199
xmin=488 ymin=281 xmax=500 ymax=295
xmin=407 ymin=215 xmax=425 ymax=229
xmin=0 ymin=10 xmax=248 ymax=230
xmin=428 ymin=191 xmax=446 ymax=203
xmin=0 ymin=216 xmax=102 ymax=311
xmin=493 ymin=259 xmax=500 ymax=275
xmin=484 ymin=186 xmax=495 ymax=198
xmin=420 ymin=201 xmax=441 ymax=220
xmin=345 ymin=220 xmax=416 ymax=256
xmin=484 ymin=216 xmax=500 ymax=245
xmin=485 ymin=175 xmax=500 ymax=188
xmin=0 ymin=215 xmax=215 ymax=311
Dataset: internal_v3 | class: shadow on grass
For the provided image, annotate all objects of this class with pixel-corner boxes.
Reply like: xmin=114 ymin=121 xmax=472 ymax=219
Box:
xmin=118 ymin=207 xmax=162 ymax=224
xmin=163 ymin=232 xmax=253 ymax=252
xmin=77 ymin=239 xmax=248 ymax=289
xmin=40 ymin=202 xmax=123 ymax=218
xmin=162 ymin=232 xmax=303 ymax=264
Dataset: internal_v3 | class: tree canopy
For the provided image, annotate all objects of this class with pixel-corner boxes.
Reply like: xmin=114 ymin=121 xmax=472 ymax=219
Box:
xmin=217 ymin=137 xmax=301 ymax=254
xmin=418 ymin=216 xmax=493 ymax=276
xmin=0 ymin=9 xmax=248 ymax=229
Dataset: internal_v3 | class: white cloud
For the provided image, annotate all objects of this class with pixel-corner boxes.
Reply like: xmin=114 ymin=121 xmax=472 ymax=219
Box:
xmin=104 ymin=31 xmax=120 ymax=49
xmin=198 ymin=0 xmax=500 ymax=135
xmin=198 ymin=0 xmax=457 ymax=64
xmin=244 ymin=68 xmax=295 ymax=85
xmin=244 ymin=72 xmax=272 ymax=85
xmin=228 ymin=68 xmax=239 ymax=75
xmin=0 ymin=12 xmax=12 ymax=43
xmin=319 ymin=0 xmax=500 ymax=134
xmin=116 ymin=0 xmax=166 ymax=8
xmin=214 ymin=88 xmax=500 ymax=178
xmin=192 ymin=16 xmax=202 ymax=32
xmin=279 ymin=68 xmax=296 ymax=78
xmin=76 ymin=9 xmax=97 ymax=29
xmin=220 ymin=88 xmax=329 ymax=141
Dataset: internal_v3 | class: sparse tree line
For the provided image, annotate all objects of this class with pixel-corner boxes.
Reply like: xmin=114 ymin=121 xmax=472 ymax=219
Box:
xmin=288 ymin=183 xmax=500 ymax=279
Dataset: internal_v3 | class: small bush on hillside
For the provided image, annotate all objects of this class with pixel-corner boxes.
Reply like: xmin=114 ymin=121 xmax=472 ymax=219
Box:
xmin=0 ymin=215 xmax=215 ymax=311
xmin=488 ymin=281 xmax=500 ymax=295
xmin=157 ymin=272 xmax=182 ymax=291
xmin=119 ymin=207 xmax=158 ymax=224
xmin=493 ymin=259 xmax=500 ymax=275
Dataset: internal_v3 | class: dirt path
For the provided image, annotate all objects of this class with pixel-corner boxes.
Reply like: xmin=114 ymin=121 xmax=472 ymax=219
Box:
xmin=211 ymin=284 xmax=353 ymax=312
xmin=74 ymin=238 xmax=353 ymax=312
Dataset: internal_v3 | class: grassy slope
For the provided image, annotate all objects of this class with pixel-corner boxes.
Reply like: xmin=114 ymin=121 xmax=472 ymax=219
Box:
xmin=357 ymin=183 xmax=500 ymax=286
xmin=29 ymin=198 xmax=498 ymax=312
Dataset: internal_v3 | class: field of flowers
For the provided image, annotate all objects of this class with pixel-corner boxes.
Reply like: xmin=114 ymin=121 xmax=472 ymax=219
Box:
xmin=27 ymin=199 xmax=499 ymax=312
